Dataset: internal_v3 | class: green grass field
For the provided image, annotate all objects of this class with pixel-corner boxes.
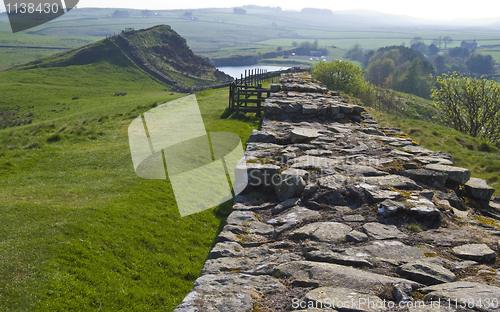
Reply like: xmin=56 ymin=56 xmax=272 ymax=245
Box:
xmin=0 ymin=47 xmax=261 ymax=310
xmin=0 ymin=31 xmax=101 ymax=68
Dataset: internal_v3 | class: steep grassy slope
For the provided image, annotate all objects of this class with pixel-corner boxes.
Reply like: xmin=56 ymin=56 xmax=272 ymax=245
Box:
xmin=6 ymin=25 xmax=230 ymax=92
xmin=119 ymin=25 xmax=231 ymax=89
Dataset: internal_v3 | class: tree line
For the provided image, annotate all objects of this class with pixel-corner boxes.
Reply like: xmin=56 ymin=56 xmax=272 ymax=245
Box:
xmin=346 ymin=39 xmax=497 ymax=100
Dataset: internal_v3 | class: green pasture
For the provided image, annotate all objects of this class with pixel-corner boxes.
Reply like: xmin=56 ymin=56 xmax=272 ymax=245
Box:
xmin=0 ymin=49 xmax=261 ymax=310
xmin=0 ymin=32 xmax=101 ymax=67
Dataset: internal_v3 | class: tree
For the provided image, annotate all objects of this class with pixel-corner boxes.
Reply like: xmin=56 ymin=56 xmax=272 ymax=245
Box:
xmin=311 ymin=60 xmax=366 ymax=96
xmin=465 ymin=53 xmax=496 ymax=76
xmin=111 ymin=10 xmax=130 ymax=18
xmin=364 ymin=50 xmax=374 ymax=67
xmin=433 ymin=36 xmax=443 ymax=48
xmin=398 ymin=58 xmax=432 ymax=98
xmin=411 ymin=42 xmax=427 ymax=55
xmin=410 ymin=37 xmax=423 ymax=45
xmin=313 ymin=40 xmax=318 ymax=50
xmin=443 ymin=36 xmax=453 ymax=48
xmin=432 ymin=73 xmax=500 ymax=145
xmin=233 ymin=7 xmax=246 ymax=14
xmin=449 ymin=47 xmax=470 ymax=58
xmin=434 ymin=55 xmax=446 ymax=74
xmin=366 ymin=58 xmax=395 ymax=87
xmin=428 ymin=44 xmax=439 ymax=56
xmin=345 ymin=44 xmax=364 ymax=63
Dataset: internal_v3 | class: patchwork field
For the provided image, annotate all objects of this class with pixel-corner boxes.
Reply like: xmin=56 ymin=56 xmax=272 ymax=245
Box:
xmin=1 ymin=8 xmax=499 ymax=67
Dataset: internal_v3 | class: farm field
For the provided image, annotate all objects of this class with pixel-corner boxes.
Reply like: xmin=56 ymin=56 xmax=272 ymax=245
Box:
xmin=1 ymin=8 xmax=500 ymax=67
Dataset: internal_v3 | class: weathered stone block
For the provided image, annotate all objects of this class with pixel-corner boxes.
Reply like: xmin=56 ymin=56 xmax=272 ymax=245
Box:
xmin=291 ymin=128 xmax=321 ymax=143
xmin=451 ymin=243 xmax=496 ymax=262
xmin=362 ymin=222 xmax=406 ymax=240
xmin=465 ymin=177 xmax=495 ymax=200
xmin=396 ymin=261 xmax=456 ymax=285
xmin=425 ymin=164 xmax=471 ymax=185
xmin=247 ymin=129 xmax=277 ymax=143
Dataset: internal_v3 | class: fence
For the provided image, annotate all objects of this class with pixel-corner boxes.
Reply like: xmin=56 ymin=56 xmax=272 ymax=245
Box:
xmin=227 ymin=67 xmax=308 ymax=114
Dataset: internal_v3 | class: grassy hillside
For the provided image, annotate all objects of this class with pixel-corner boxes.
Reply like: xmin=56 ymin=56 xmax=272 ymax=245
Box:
xmin=6 ymin=25 xmax=231 ymax=92
xmin=0 ymin=30 xmax=261 ymax=309
xmin=0 ymin=39 xmax=170 ymax=129
xmin=0 ymin=86 xmax=260 ymax=312
xmin=119 ymin=25 xmax=231 ymax=89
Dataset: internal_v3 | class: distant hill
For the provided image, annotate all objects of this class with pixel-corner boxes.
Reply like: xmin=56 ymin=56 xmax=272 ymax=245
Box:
xmin=12 ymin=25 xmax=232 ymax=91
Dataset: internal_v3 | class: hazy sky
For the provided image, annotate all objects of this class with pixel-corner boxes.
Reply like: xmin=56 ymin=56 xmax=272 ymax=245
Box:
xmin=1 ymin=0 xmax=499 ymax=21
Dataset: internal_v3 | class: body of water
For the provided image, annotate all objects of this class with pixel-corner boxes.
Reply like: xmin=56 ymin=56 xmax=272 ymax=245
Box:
xmin=216 ymin=65 xmax=290 ymax=79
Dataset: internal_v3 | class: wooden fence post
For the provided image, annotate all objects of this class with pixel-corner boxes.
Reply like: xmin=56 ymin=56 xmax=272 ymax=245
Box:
xmin=257 ymin=83 xmax=262 ymax=117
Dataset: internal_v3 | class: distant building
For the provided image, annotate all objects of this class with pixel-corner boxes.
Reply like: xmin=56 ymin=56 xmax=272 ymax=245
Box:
xmin=461 ymin=40 xmax=478 ymax=49
xmin=310 ymin=50 xmax=323 ymax=56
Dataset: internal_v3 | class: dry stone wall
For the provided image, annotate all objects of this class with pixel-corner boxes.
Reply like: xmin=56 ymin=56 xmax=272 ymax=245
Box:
xmin=175 ymin=73 xmax=500 ymax=312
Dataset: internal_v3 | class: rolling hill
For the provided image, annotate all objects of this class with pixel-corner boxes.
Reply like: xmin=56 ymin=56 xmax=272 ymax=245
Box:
xmin=12 ymin=24 xmax=231 ymax=92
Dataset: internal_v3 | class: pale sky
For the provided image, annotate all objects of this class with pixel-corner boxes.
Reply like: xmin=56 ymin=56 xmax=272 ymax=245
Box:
xmin=1 ymin=0 xmax=499 ymax=21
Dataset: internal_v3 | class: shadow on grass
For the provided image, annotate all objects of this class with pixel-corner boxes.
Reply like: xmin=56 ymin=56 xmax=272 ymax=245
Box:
xmin=220 ymin=109 xmax=263 ymax=126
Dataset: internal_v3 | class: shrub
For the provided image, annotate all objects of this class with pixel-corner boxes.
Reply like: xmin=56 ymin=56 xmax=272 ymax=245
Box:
xmin=431 ymin=73 xmax=500 ymax=146
xmin=46 ymin=133 xmax=62 ymax=143
xmin=311 ymin=60 xmax=366 ymax=96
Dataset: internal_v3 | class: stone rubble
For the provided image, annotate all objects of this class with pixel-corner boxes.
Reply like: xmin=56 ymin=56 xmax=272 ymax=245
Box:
xmin=175 ymin=73 xmax=500 ymax=312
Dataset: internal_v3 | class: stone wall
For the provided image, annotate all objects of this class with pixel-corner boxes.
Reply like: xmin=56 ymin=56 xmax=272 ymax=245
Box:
xmin=175 ymin=73 xmax=500 ymax=312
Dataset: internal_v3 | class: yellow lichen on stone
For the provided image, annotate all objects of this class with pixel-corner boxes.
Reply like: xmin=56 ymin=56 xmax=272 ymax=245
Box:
xmin=395 ymin=133 xmax=410 ymax=139
xmin=246 ymin=158 xmax=272 ymax=164
xmin=422 ymin=252 xmax=438 ymax=257
xmin=474 ymin=215 xmax=500 ymax=229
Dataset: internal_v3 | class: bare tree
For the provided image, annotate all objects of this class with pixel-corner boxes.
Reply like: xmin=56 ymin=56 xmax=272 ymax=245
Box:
xmin=410 ymin=36 xmax=423 ymax=45
xmin=432 ymin=36 xmax=442 ymax=48
xmin=443 ymin=36 xmax=453 ymax=48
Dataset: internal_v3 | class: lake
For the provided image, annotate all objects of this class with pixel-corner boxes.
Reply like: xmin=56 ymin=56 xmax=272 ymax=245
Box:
xmin=216 ymin=65 xmax=290 ymax=79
